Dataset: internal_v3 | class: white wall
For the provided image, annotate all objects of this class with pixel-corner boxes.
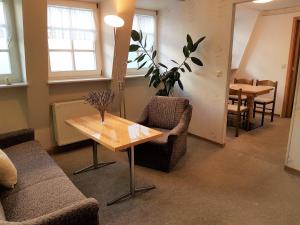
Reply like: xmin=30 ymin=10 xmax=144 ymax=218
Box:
xmin=232 ymin=5 xmax=259 ymax=69
xmin=157 ymin=0 xmax=240 ymax=144
xmin=237 ymin=12 xmax=300 ymax=115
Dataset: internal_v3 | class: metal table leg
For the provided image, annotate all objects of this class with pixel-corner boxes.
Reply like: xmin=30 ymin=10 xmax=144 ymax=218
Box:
xmin=74 ymin=141 xmax=116 ymax=175
xmin=107 ymin=146 xmax=155 ymax=206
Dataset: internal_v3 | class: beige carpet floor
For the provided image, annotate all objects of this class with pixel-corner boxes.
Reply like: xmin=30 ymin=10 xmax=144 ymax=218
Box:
xmin=51 ymin=117 xmax=300 ymax=225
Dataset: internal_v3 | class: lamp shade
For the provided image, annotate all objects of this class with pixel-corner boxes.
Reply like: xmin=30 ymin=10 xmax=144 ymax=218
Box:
xmin=104 ymin=15 xmax=125 ymax=28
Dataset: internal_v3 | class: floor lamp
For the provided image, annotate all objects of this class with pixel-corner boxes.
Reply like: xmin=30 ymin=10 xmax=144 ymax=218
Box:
xmin=104 ymin=15 xmax=126 ymax=118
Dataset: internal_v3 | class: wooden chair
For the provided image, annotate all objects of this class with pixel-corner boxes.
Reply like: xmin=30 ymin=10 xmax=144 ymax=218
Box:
xmin=229 ymin=78 xmax=254 ymax=105
xmin=254 ymin=80 xmax=278 ymax=126
xmin=228 ymin=88 xmax=249 ymax=137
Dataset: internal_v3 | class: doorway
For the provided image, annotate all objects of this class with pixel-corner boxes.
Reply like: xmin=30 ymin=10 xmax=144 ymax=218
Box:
xmin=282 ymin=17 xmax=300 ymax=118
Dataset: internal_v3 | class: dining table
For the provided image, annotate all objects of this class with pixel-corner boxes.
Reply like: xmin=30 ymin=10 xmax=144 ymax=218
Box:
xmin=229 ymin=83 xmax=274 ymax=128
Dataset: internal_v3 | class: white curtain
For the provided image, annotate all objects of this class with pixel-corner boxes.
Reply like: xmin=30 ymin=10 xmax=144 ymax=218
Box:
xmin=48 ymin=6 xmax=96 ymax=41
xmin=0 ymin=0 xmax=7 ymax=40
xmin=132 ymin=14 xmax=155 ymax=50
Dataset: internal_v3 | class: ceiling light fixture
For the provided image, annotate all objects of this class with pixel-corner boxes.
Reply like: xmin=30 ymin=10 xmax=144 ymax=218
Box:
xmin=252 ymin=0 xmax=273 ymax=3
xmin=104 ymin=15 xmax=125 ymax=28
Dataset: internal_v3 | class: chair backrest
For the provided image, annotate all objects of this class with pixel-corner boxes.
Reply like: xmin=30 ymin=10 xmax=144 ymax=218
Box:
xmin=229 ymin=89 xmax=243 ymax=113
xmin=256 ymin=80 xmax=278 ymax=101
xmin=234 ymin=78 xmax=254 ymax=85
xmin=147 ymin=96 xmax=189 ymax=130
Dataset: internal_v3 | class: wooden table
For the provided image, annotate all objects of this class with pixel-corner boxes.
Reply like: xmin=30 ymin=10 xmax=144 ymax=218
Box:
xmin=230 ymin=84 xmax=274 ymax=126
xmin=66 ymin=113 xmax=163 ymax=206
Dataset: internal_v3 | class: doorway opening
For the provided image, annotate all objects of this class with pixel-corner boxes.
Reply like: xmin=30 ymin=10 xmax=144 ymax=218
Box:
xmin=226 ymin=0 xmax=300 ymax=167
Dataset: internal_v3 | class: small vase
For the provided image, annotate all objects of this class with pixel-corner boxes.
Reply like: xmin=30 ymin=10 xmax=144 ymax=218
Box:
xmin=100 ymin=110 xmax=105 ymax=123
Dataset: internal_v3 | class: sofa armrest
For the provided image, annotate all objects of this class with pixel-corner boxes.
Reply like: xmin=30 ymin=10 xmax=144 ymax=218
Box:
xmin=169 ymin=105 xmax=193 ymax=137
xmin=19 ymin=198 xmax=99 ymax=225
xmin=0 ymin=129 xmax=35 ymax=149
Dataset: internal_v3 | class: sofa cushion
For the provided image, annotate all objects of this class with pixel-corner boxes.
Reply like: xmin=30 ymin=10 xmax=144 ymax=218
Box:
xmin=148 ymin=97 xmax=189 ymax=130
xmin=0 ymin=141 xmax=65 ymax=199
xmin=0 ymin=202 xmax=5 ymax=221
xmin=1 ymin=176 xmax=85 ymax=222
xmin=0 ymin=149 xmax=17 ymax=189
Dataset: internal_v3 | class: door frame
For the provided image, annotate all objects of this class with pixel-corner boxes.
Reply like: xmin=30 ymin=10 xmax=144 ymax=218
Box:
xmin=282 ymin=17 xmax=300 ymax=117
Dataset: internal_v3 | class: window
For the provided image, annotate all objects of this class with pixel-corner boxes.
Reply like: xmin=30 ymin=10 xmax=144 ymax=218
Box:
xmin=47 ymin=1 xmax=101 ymax=81
xmin=127 ymin=9 xmax=157 ymax=76
xmin=0 ymin=0 xmax=22 ymax=84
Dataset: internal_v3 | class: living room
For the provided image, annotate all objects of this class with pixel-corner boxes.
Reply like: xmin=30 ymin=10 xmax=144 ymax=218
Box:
xmin=1 ymin=0 xmax=300 ymax=224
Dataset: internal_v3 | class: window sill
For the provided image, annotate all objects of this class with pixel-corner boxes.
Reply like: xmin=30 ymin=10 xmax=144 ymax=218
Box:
xmin=125 ymin=75 xmax=146 ymax=79
xmin=0 ymin=82 xmax=28 ymax=89
xmin=48 ymin=77 xmax=111 ymax=85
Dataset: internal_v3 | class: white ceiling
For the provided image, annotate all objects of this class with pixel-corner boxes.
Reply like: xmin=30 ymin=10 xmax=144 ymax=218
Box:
xmin=136 ymin=0 xmax=182 ymax=10
xmin=242 ymin=0 xmax=300 ymax=11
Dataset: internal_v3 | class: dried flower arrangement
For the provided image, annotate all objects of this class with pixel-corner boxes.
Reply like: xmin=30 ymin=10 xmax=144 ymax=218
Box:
xmin=84 ymin=89 xmax=115 ymax=123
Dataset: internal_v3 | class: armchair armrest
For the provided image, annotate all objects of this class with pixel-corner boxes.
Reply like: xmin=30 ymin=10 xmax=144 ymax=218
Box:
xmin=169 ymin=105 xmax=193 ymax=137
xmin=136 ymin=104 xmax=149 ymax=126
xmin=0 ymin=129 xmax=34 ymax=149
xmin=20 ymin=198 xmax=99 ymax=225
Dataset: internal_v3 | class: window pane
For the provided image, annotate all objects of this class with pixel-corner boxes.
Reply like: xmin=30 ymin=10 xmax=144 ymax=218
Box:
xmin=0 ymin=52 xmax=11 ymax=74
xmin=127 ymin=52 xmax=138 ymax=69
xmin=139 ymin=52 xmax=152 ymax=68
xmin=49 ymin=51 xmax=73 ymax=72
xmin=74 ymin=52 xmax=96 ymax=71
xmin=73 ymin=40 xmax=94 ymax=50
xmin=48 ymin=39 xmax=72 ymax=50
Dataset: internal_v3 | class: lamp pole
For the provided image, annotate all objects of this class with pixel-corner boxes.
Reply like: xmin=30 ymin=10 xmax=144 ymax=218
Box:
xmin=104 ymin=15 xmax=126 ymax=118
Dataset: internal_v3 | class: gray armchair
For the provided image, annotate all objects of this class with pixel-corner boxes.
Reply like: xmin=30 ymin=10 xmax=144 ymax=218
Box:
xmin=134 ymin=96 xmax=193 ymax=172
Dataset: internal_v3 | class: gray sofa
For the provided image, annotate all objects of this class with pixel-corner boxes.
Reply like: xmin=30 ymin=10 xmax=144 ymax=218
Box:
xmin=0 ymin=129 xmax=99 ymax=225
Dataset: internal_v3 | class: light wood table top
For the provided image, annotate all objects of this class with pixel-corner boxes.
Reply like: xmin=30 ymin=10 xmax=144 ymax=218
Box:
xmin=66 ymin=113 xmax=163 ymax=152
xmin=230 ymin=84 xmax=273 ymax=96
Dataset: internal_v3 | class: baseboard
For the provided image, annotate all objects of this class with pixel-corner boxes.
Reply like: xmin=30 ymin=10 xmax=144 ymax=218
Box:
xmin=48 ymin=139 xmax=93 ymax=154
xmin=284 ymin=165 xmax=300 ymax=176
xmin=188 ymin=133 xmax=225 ymax=148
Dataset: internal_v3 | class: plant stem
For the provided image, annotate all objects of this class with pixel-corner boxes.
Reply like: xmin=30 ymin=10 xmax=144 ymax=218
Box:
xmin=138 ymin=40 xmax=159 ymax=70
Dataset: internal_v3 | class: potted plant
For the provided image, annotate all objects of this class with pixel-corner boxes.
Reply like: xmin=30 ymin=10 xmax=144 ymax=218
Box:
xmin=128 ymin=30 xmax=206 ymax=96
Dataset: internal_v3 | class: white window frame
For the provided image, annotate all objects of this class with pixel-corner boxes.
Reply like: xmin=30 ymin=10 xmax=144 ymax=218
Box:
xmin=47 ymin=0 xmax=102 ymax=81
xmin=127 ymin=9 xmax=158 ymax=77
xmin=0 ymin=0 xmax=22 ymax=84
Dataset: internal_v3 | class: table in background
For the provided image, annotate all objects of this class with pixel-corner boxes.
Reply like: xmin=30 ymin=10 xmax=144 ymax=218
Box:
xmin=230 ymin=84 xmax=274 ymax=128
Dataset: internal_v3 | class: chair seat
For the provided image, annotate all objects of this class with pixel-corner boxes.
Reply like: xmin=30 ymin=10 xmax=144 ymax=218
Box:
xmin=255 ymin=97 xmax=274 ymax=104
xmin=229 ymin=95 xmax=247 ymax=100
xmin=228 ymin=104 xmax=248 ymax=113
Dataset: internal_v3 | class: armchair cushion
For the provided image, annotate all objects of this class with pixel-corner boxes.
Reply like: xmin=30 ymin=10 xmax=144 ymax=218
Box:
xmin=147 ymin=97 xmax=189 ymax=130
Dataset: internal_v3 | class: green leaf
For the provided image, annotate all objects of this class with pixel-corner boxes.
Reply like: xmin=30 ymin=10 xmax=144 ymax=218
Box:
xmin=184 ymin=62 xmax=192 ymax=72
xmin=145 ymin=66 xmax=154 ymax=78
xmin=193 ymin=36 xmax=206 ymax=51
xmin=137 ymin=54 xmax=146 ymax=63
xmin=183 ymin=46 xmax=190 ymax=58
xmin=180 ymin=68 xmax=185 ymax=73
xmin=139 ymin=30 xmax=143 ymax=42
xmin=144 ymin=35 xmax=147 ymax=48
xmin=138 ymin=61 xmax=147 ymax=70
xmin=171 ymin=60 xmax=179 ymax=65
xmin=187 ymin=34 xmax=194 ymax=51
xmin=129 ymin=44 xmax=140 ymax=52
xmin=152 ymin=50 xmax=157 ymax=59
xmin=149 ymin=75 xmax=156 ymax=87
xmin=158 ymin=63 xmax=168 ymax=69
xmin=191 ymin=57 xmax=203 ymax=66
xmin=153 ymin=80 xmax=161 ymax=88
xmin=131 ymin=30 xmax=140 ymax=41
xmin=178 ymin=79 xmax=184 ymax=90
